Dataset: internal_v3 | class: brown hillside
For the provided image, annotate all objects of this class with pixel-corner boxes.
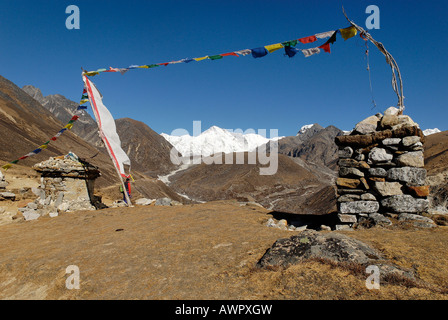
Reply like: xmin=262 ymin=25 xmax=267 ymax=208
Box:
xmin=0 ymin=75 xmax=184 ymax=202
xmin=116 ymin=118 xmax=179 ymax=177
xmin=169 ymin=152 xmax=336 ymax=215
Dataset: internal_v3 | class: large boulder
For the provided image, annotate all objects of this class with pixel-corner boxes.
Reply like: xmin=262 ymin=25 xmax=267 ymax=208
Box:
xmin=257 ymin=230 xmax=383 ymax=268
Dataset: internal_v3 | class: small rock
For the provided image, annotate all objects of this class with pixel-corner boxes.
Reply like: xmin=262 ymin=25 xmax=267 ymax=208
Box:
xmin=354 ymin=115 xmax=380 ymax=135
xmin=387 ymin=167 xmax=427 ymax=186
xmin=396 ymin=151 xmax=425 ymax=168
xmin=382 ymin=138 xmax=402 ymax=146
xmin=398 ymin=213 xmax=436 ymax=228
xmin=368 ymin=167 xmax=387 ymax=177
xmin=337 ymin=194 xmax=361 ymax=202
xmin=27 ymin=202 xmax=38 ymax=210
xmin=361 ymin=193 xmax=377 ymax=201
xmin=402 ymin=136 xmax=421 ymax=147
xmin=368 ymin=148 xmax=393 ymax=163
xmin=369 ymin=213 xmax=393 ymax=227
xmin=0 ymin=192 xmax=16 ymax=201
xmin=320 ymin=225 xmax=331 ymax=231
xmin=135 ymin=198 xmax=155 ymax=206
xmin=335 ymin=225 xmax=353 ymax=231
xmin=373 ymin=182 xmax=403 ymax=197
xmin=155 ymin=197 xmax=172 ymax=206
xmin=338 ymin=214 xmax=357 ymax=223
xmin=381 ymin=195 xmax=429 ymax=213
xmin=407 ymin=185 xmax=430 ymax=197
xmin=338 ymin=146 xmax=354 ymax=159
xmin=336 ymin=178 xmax=361 ymax=189
xmin=383 ymin=106 xmax=400 ymax=116
xmin=339 ymin=201 xmax=379 ymax=214
xmin=22 ymin=210 xmax=40 ymax=221
xmin=339 ymin=167 xmax=364 ymax=178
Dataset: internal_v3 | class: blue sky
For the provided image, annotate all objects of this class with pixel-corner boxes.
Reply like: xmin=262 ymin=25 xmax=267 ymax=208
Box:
xmin=1 ymin=0 xmax=447 ymax=137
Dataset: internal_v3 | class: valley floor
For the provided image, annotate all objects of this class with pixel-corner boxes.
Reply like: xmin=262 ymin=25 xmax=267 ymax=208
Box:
xmin=0 ymin=200 xmax=447 ymax=300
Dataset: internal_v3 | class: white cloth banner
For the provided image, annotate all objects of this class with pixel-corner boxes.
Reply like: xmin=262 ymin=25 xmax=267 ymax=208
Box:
xmin=315 ymin=30 xmax=335 ymax=39
xmin=82 ymin=75 xmax=131 ymax=177
xmin=302 ymin=47 xmax=321 ymax=57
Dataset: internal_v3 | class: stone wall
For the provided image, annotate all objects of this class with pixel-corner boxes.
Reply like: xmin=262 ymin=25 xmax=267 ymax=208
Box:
xmin=334 ymin=107 xmax=435 ymax=229
xmin=19 ymin=154 xmax=101 ymax=221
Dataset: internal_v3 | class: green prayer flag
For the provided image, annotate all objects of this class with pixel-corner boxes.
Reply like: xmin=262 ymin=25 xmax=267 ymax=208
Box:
xmin=208 ymin=55 xmax=223 ymax=60
xmin=282 ymin=40 xmax=299 ymax=47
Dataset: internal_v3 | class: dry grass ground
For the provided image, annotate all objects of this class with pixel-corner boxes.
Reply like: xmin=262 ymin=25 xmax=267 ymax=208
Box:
xmin=0 ymin=200 xmax=447 ymax=300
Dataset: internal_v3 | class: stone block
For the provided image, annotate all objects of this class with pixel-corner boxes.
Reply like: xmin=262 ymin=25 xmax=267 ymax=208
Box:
xmin=336 ymin=178 xmax=361 ymax=189
xmin=339 ymin=201 xmax=379 ymax=214
xmin=339 ymin=167 xmax=364 ymax=178
xmin=338 ymin=214 xmax=358 ymax=223
xmin=387 ymin=167 xmax=426 ymax=186
xmin=373 ymin=182 xmax=403 ymax=197
xmin=338 ymin=146 xmax=354 ymax=158
xmin=407 ymin=185 xmax=430 ymax=197
xmin=368 ymin=167 xmax=387 ymax=177
xmin=381 ymin=195 xmax=429 ymax=213
xmin=396 ymin=151 xmax=424 ymax=168
xmin=368 ymin=147 xmax=393 ymax=163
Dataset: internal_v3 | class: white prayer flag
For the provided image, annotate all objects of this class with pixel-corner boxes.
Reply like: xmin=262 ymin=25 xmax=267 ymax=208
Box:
xmin=82 ymin=75 xmax=131 ymax=177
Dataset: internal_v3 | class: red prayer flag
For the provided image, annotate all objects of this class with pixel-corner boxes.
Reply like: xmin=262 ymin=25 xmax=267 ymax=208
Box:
xmin=158 ymin=63 xmax=169 ymax=66
xmin=221 ymin=52 xmax=239 ymax=57
xmin=319 ymin=43 xmax=331 ymax=53
xmin=298 ymin=35 xmax=317 ymax=44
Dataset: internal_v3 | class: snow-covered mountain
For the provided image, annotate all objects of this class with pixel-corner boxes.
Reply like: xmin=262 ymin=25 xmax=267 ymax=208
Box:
xmin=161 ymin=126 xmax=283 ymax=157
xmin=423 ymin=128 xmax=441 ymax=136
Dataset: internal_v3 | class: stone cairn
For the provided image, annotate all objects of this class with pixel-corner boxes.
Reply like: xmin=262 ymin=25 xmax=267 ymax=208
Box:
xmin=19 ymin=153 xmax=101 ymax=221
xmin=334 ymin=107 xmax=435 ymax=230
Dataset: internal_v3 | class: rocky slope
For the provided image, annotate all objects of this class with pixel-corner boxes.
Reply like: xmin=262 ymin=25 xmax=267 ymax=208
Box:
xmin=266 ymin=124 xmax=343 ymax=169
xmin=116 ymin=118 xmax=179 ymax=177
xmin=22 ymin=85 xmax=102 ymax=147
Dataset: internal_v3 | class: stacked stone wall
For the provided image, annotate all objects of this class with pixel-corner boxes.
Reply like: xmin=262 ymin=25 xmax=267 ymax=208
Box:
xmin=334 ymin=107 xmax=434 ymax=229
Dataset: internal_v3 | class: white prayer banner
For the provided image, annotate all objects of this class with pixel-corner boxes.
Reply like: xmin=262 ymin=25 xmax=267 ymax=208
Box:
xmin=83 ymin=75 xmax=131 ymax=177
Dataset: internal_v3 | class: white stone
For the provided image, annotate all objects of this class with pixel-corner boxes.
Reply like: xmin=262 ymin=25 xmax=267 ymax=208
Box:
xmin=384 ymin=107 xmax=400 ymax=116
xmin=135 ymin=198 xmax=155 ymax=206
xmin=23 ymin=210 xmax=40 ymax=221
xmin=369 ymin=148 xmax=393 ymax=163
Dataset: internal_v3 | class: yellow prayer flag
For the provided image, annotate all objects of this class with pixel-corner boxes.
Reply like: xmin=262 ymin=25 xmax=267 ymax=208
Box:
xmin=339 ymin=26 xmax=357 ymax=40
xmin=84 ymin=71 xmax=99 ymax=76
xmin=64 ymin=123 xmax=74 ymax=130
xmin=264 ymin=43 xmax=284 ymax=53
xmin=39 ymin=145 xmax=48 ymax=150
xmin=138 ymin=65 xmax=149 ymax=69
xmin=80 ymin=99 xmax=89 ymax=104
xmin=2 ymin=164 xmax=12 ymax=170
xmin=194 ymin=56 xmax=209 ymax=62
